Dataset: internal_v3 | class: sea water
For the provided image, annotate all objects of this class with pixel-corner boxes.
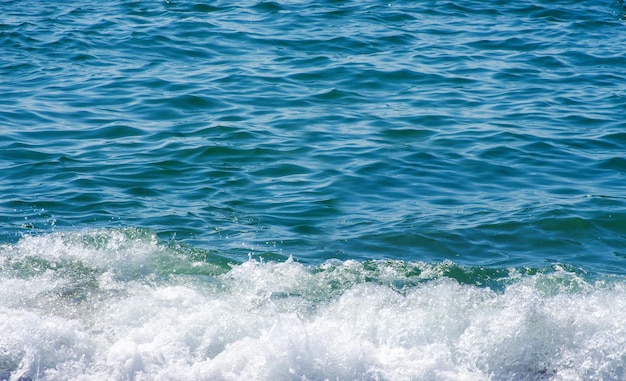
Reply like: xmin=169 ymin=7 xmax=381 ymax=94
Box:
xmin=1 ymin=0 xmax=626 ymax=379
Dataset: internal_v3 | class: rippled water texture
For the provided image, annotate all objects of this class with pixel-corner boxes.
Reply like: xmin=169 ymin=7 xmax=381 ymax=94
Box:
xmin=2 ymin=0 xmax=626 ymax=271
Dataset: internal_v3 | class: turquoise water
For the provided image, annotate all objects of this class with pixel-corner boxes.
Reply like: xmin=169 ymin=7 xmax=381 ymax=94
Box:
xmin=2 ymin=0 xmax=626 ymax=379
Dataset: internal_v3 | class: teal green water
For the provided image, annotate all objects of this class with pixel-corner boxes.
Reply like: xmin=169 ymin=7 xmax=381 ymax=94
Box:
xmin=2 ymin=0 xmax=625 ymax=272
xmin=1 ymin=1 xmax=626 ymax=379
xmin=4 ymin=0 xmax=626 ymax=273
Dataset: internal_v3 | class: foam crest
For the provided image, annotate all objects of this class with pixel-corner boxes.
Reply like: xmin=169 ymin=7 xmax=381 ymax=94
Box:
xmin=1 ymin=228 xmax=160 ymax=274
xmin=1 ymin=231 xmax=626 ymax=380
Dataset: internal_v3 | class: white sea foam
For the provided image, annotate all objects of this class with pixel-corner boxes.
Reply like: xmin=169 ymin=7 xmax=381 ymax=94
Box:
xmin=1 ymin=230 xmax=625 ymax=380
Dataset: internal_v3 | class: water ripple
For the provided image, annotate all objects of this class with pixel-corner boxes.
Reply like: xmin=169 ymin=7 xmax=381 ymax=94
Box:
xmin=1 ymin=0 xmax=625 ymax=271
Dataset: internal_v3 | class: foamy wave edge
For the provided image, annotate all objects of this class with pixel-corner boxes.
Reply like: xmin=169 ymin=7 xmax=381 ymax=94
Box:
xmin=1 ymin=229 xmax=625 ymax=380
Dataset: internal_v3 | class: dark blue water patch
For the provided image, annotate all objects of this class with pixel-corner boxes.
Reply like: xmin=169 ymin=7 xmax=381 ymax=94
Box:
xmin=615 ymin=0 xmax=626 ymax=18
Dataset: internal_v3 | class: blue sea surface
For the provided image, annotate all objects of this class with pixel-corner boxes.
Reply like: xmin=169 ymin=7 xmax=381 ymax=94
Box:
xmin=1 ymin=0 xmax=626 ymax=379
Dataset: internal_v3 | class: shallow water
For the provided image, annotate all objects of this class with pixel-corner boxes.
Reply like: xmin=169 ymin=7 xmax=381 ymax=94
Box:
xmin=1 ymin=0 xmax=626 ymax=379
